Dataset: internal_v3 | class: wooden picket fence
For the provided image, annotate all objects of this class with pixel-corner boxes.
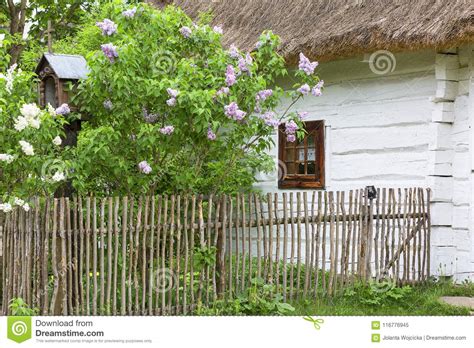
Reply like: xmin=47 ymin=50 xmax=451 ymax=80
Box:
xmin=0 ymin=187 xmax=431 ymax=315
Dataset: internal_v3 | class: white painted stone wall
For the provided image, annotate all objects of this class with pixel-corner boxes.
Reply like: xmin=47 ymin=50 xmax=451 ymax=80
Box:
xmin=254 ymin=48 xmax=474 ymax=281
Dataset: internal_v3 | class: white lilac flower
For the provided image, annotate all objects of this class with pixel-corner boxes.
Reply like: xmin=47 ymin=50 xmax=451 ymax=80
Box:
xmin=14 ymin=197 xmax=24 ymax=206
xmin=22 ymin=203 xmax=30 ymax=212
xmin=14 ymin=116 xmax=28 ymax=131
xmin=0 ymin=153 xmax=14 ymax=163
xmin=53 ymin=136 xmax=62 ymax=146
xmin=0 ymin=33 xmax=5 ymax=47
xmin=20 ymin=103 xmax=41 ymax=119
xmin=103 ymin=100 xmax=113 ymax=110
xmin=29 ymin=118 xmax=41 ymax=129
xmin=167 ymin=88 xmax=179 ymax=98
xmin=52 ymin=171 xmax=66 ymax=182
xmin=19 ymin=140 xmax=34 ymax=156
xmin=47 ymin=103 xmax=57 ymax=117
xmin=213 ymin=25 xmax=223 ymax=34
xmin=166 ymin=98 xmax=176 ymax=107
xmin=0 ymin=203 xmax=13 ymax=213
xmin=0 ymin=63 xmax=16 ymax=94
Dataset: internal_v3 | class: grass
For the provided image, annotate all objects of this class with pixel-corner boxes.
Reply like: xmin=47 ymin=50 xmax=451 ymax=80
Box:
xmin=291 ymin=280 xmax=474 ymax=316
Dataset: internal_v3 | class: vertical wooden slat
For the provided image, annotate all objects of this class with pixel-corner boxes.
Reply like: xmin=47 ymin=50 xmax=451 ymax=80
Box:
xmin=426 ymin=188 xmax=431 ymax=279
xmin=328 ymin=192 xmax=335 ymax=295
xmin=85 ymin=197 xmax=91 ymax=315
xmin=120 ymin=196 xmax=128 ymax=315
xmin=142 ymin=196 xmax=150 ymax=315
xmin=106 ymin=197 xmax=114 ymax=315
xmin=127 ymin=197 xmax=135 ymax=315
xmin=167 ymin=196 xmax=174 ymax=313
xmin=289 ymin=192 xmax=295 ymax=300
xmin=65 ymin=198 xmax=73 ymax=315
xmin=72 ymin=197 xmax=79 ymax=314
xmin=267 ymin=193 xmax=274 ymax=284
xmin=92 ymin=197 xmax=98 ymax=315
xmin=314 ymin=191 xmax=322 ymax=296
xmin=99 ymin=198 xmax=106 ymax=314
xmin=148 ymin=196 xmax=156 ymax=315
xmin=182 ymin=196 xmax=188 ymax=315
xmin=113 ymin=196 xmax=120 ymax=315
xmin=254 ymin=194 xmax=262 ymax=280
xmin=334 ymin=191 xmax=340 ymax=293
xmin=240 ymin=194 xmax=247 ymax=292
xmin=340 ymin=191 xmax=347 ymax=287
xmin=282 ymin=192 xmax=288 ymax=300
xmin=154 ymin=196 xmax=163 ymax=314
xmin=189 ymin=196 xmax=196 ymax=306
xmin=228 ymin=196 xmax=233 ymax=295
xmin=207 ymin=194 xmax=214 ymax=304
xmin=235 ymin=194 xmax=241 ymax=293
xmin=296 ymin=192 xmax=302 ymax=298
xmin=373 ymin=189 xmax=380 ymax=280
xmin=274 ymin=193 xmax=281 ymax=291
xmin=247 ymin=194 xmax=253 ymax=285
xmin=175 ymin=196 xmax=182 ymax=313
xmin=321 ymin=191 xmax=328 ymax=292
xmin=78 ymin=197 xmax=84 ymax=315
xmin=395 ymin=189 xmax=403 ymax=282
xmin=49 ymin=199 xmax=58 ymax=314
xmin=303 ymin=192 xmax=310 ymax=297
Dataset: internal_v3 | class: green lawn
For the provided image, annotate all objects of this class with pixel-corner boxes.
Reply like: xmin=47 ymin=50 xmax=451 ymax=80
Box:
xmin=292 ymin=281 xmax=474 ymax=316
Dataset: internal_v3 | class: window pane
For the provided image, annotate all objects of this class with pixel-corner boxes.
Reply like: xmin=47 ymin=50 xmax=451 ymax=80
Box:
xmin=307 ymin=147 xmax=316 ymax=161
xmin=308 ymin=136 xmax=315 ymax=147
xmin=45 ymin=77 xmax=57 ymax=107
xmin=298 ymin=148 xmax=305 ymax=161
xmin=298 ymin=162 xmax=305 ymax=174
xmin=307 ymin=161 xmax=315 ymax=174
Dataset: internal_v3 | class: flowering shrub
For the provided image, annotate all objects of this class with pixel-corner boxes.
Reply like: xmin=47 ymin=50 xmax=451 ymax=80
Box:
xmin=68 ymin=2 xmax=323 ymax=195
xmin=0 ymin=35 xmax=69 ymax=209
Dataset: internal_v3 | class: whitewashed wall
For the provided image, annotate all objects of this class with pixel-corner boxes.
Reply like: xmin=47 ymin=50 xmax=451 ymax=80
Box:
xmin=254 ymin=47 xmax=474 ymax=281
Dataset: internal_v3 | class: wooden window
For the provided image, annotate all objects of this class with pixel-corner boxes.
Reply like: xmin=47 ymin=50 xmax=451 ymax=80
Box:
xmin=278 ymin=120 xmax=325 ymax=189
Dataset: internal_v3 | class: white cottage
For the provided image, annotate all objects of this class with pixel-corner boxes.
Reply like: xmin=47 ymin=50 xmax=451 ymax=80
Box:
xmin=154 ymin=0 xmax=474 ymax=281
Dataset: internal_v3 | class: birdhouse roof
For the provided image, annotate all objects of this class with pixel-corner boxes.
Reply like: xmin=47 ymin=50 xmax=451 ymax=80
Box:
xmin=36 ymin=53 xmax=89 ymax=80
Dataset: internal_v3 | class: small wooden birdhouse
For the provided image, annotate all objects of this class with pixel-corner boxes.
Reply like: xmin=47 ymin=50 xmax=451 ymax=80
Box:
xmin=35 ymin=53 xmax=88 ymax=110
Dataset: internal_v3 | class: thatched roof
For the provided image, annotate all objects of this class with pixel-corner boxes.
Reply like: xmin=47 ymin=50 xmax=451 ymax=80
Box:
xmin=148 ymin=0 xmax=474 ymax=63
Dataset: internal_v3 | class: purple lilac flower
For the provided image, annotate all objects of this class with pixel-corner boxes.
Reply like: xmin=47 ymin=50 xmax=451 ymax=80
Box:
xmin=216 ymin=87 xmax=230 ymax=97
xmin=262 ymin=111 xmax=280 ymax=128
xmin=96 ymin=19 xmax=117 ymax=36
xmin=225 ymin=65 xmax=236 ymax=87
xmin=55 ymin=103 xmax=70 ymax=115
xmin=297 ymin=84 xmax=311 ymax=95
xmin=180 ymin=26 xmax=192 ymax=38
xmin=285 ymin=120 xmax=299 ymax=135
xmin=160 ymin=125 xmax=174 ymax=135
xmin=238 ymin=53 xmax=253 ymax=73
xmin=166 ymin=98 xmax=177 ymax=107
xmin=255 ymin=89 xmax=273 ymax=102
xmin=297 ymin=111 xmax=308 ymax=120
xmin=228 ymin=44 xmax=240 ymax=59
xmin=138 ymin=161 xmax=152 ymax=174
xmin=142 ymin=108 xmax=158 ymax=123
xmin=103 ymin=100 xmax=113 ymax=110
xmin=311 ymin=80 xmax=324 ymax=96
xmin=298 ymin=53 xmax=318 ymax=75
xmin=122 ymin=7 xmax=137 ymax=18
xmin=224 ymin=102 xmax=246 ymax=121
xmin=207 ymin=127 xmax=217 ymax=140
xmin=255 ymin=41 xmax=263 ymax=50
xmin=213 ymin=25 xmax=223 ymax=34
xmin=167 ymin=88 xmax=179 ymax=98
xmin=101 ymin=43 xmax=119 ymax=63
xmin=286 ymin=134 xmax=296 ymax=142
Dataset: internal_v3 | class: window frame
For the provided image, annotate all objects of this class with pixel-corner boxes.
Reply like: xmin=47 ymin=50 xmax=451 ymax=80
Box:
xmin=278 ymin=120 xmax=325 ymax=189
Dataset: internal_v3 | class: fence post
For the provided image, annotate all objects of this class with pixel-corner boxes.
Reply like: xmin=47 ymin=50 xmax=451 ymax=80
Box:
xmin=359 ymin=188 xmax=369 ymax=282
xmin=216 ymin=195 xmax=227 ymax=298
